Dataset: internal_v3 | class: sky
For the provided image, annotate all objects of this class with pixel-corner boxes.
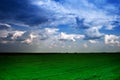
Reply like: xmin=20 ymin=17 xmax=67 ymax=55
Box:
xmin=0 ymin=0 xmax=120 ymax=53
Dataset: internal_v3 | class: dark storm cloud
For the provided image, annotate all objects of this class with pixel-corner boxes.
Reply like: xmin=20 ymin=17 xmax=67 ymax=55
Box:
xmin=0 ymin=0 xmax=49 ymax=26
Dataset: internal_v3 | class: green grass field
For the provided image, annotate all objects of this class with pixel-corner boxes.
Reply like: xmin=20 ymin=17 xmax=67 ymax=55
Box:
xmin=0 ymin=54 xmax=120 ymax=80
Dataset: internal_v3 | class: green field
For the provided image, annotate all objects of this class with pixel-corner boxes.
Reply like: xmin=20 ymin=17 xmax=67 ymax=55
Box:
xmin=0 ymin=54 xmax=120 ymax=80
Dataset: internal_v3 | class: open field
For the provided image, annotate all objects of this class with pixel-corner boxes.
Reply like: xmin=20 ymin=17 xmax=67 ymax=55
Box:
xmin=0 ymin=53 xmax=120 ymax=80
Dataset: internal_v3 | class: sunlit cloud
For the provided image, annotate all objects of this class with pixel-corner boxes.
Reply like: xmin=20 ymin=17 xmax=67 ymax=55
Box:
xmin=0 ymin=0 xmax=120 ymax=52
xmin=104 ymin=34 xmax=120 ymax=46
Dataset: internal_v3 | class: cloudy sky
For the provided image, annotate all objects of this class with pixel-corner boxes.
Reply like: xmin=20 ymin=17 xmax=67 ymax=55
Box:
xmin=0 ymin=0 xmax=120 ymax=52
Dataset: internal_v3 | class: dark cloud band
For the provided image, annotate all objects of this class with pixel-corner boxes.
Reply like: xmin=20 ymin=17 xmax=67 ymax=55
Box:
xmin=0 ymin=0 xmax=49 ymax=26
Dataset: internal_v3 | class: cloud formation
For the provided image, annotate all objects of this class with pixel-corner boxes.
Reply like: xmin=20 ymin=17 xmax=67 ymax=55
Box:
xmin=85 ymin=27 xmax=104 ymax=40
xmin=0 ymin=29 xmax=37 ymax=44
xmin=58 ymin=32 xmax=85 ymax=42
xmin=0 ymin=0 xmax=120 ymax=52
xmin=89 ymin=40 xmax=97 ymax=44
xmin=105 ymin=34 xmax=120 ymax=46
xmin=0 ymin=23 xmax=11 ymax=30
xmin=0 ymin=0 xmax=119 ymax=29
xmin=0 ymin=0 xmax=49 ymax=26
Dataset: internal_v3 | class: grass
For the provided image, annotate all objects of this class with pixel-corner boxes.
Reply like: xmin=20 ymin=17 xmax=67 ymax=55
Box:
xmin=0 ymin=53 xmax=120 ymax=80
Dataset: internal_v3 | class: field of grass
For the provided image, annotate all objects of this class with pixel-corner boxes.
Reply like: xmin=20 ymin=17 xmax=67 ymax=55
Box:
xmin=0 ymin=53 xmax=120 ymax=80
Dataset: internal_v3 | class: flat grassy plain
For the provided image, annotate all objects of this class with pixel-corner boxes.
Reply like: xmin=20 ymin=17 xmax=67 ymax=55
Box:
xmin=0 ymin=53 xmax=120 ymax=80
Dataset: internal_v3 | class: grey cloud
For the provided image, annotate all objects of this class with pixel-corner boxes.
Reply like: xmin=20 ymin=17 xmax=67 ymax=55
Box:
xmin=39 ymin=33 xmax=49 ymax=40
xmin=0 ymin=30 xmax=35 ymax=44
xmin=75 ymin=17 xmax=90 ymax=29
xmin=84 ymin=35 xmax=103 ymax=40
xmin=0 ymin=0 xmax=49 ymax=26
xmin=84 ymin=27 xmax=104 ymax=40
xmin=0 ymin=23 xmax=11 ymax=30
xmin=0 ymin=43 xmax=37 ymax=52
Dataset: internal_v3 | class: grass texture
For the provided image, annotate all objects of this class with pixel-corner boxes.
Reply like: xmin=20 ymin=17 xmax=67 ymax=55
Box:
xmin=0 ymin=53 xmax=120 ymax=80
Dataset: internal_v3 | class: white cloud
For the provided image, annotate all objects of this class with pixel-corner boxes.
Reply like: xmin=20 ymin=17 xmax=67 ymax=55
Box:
xmin=22 ymin=33 xmax=37 ymax=44
xmin=38 ymin=28 xmax=59 ymax=40
xmin=44 ymin=28 xmax=59 ymax=35
xmin=11 ymin=31 xmax=25 ymax=40
xmin=105 ymin=24 xmax=115 ymax=30
xmin=32 ymin=0 xmax=69 ymax=14
xmin=0 ymin=29 xmax=37 ymax=44
xmin=37 ymin=28 xmax=85 ymax=42
xmin=0 ymin=30 xmax=24 ymax=44
xmin=89 ymin=40 xmax=97 ymax=44
xmin=85 ymin=27 xmax=103 ymax=39
xmin=104 ymin=34 xmax=120 ymax=46
xmin=0 ymin=23 xmax=11 ymax=30
xmin=58 ymin=32 xmax=85 ymax=42
xmin=32 ymin=0 xmax=118 ymax=31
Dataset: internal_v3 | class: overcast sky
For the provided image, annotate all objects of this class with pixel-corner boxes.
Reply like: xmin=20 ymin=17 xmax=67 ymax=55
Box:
xmin=0 ymin=0 xmax=120 ymax=52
